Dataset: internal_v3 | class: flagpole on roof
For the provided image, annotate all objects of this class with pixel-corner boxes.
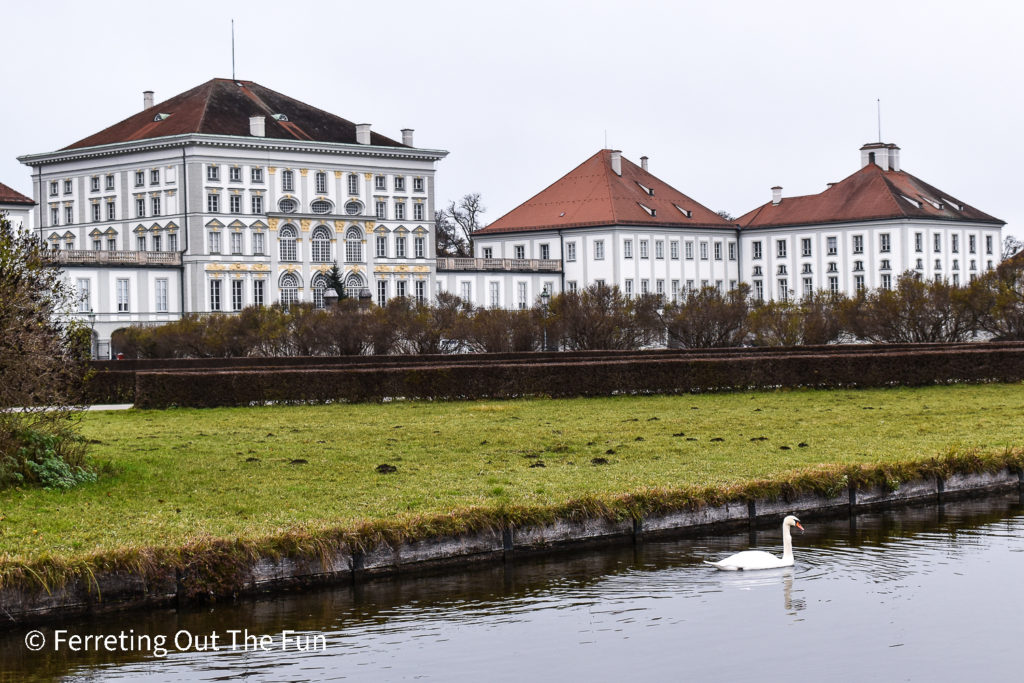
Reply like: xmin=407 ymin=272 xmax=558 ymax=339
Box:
xmin=877 ymin=98 xmax=881 ymax=143
xmin=231 ymin=19 xmax=236 ymax=81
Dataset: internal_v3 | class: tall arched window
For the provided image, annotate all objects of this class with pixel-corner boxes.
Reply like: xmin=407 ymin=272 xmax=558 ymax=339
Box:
xmin=345 ymin=227 xmax=363 ymax=262
xmin=311 ymin=226 xmax=331 ymax=263
xmin=312 ymin=273 xmax=329 ymax=309
xmin=345 ymin=273 xmax=364 ymax=296
xmin=279 ymin=225 xmax=297 ymax=262
xmin=280 ymin=272 xmax=300 ymax=307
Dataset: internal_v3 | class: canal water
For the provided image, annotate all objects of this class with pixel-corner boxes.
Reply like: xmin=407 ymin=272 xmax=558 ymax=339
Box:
xmin=3 ymin=493 xmax=1023 ymax=682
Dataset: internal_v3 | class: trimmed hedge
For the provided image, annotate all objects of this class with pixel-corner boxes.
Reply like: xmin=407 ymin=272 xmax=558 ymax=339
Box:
xmin=132 ymin=346 xmax=1024 ymax=409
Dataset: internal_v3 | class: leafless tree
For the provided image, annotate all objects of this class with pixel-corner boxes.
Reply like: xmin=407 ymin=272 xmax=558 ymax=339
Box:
xmin=436 ymin=193 xmax=485 ymax=257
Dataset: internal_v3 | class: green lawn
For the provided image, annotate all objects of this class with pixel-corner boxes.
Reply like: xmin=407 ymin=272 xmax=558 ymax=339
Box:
xmin=2 ymin=384 xmax=1023 ymax=567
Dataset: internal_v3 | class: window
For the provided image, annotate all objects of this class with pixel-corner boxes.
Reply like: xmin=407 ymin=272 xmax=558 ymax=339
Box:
xmin=700 ymin=242 xmax=709 ymax=260
xmin=255 ymin=280 xmax=267 ymax=307
xmin=251 ymin=168 xmax=264 ymax=183
xmin=656 ymin=279 xmax=664 ymax=296
xmin=208 ymin=231 xmax=221 ymax=254
xmin=952 ymin=259 xmax=960 ymax=271
xmin=395 ymin=202 xmax=406 ymax=220
xmin=232 ymin=280 xmax=244 ymax=311
xmin=209 ymin=279 xmax=222 ymax=311
xmin=134 ymin=171 xmax=145 ymax=187
xmin=90 ymin=177 xmax=100 ymax=192
xmin=853 ymin=260 xmax=863 ymax=272
xmin=802 ymin=238 xmax=812 ymax=257
xmin=461 ymin=281 xmax=472 ymax=303
xmin=91 ymin=204 xmax=101 ymax=222
xmin=311 ymin=200 xmax=332 ymax=215
xmin=279 ymin=198 xmax=298 ymax=213
xmin=685 ymin=279 xmax=695 ymax=293
xmin=413 ymin=203 xmax=424 ymax=221
xmin=375 ymin=175 xmax=387 ymax=190
xmin=881 ymin=274 xmax=892 ymax=290
xmin=150 ymin=169 xmax=160 ymax=185
xmin=935 ymin=259 xmax=942 ymax=270
xmin=986 ymin=235 xmax=993 ymax=255
xmin=482 ymin=246 xmax=493 ymax=259
xmin=753 ymin=280 xmax=763 ymax=301
xmin=969 ymin=235 xmax=977 ymax=254
xmin=624 ymin=239 xmax=633 ymax=259
xmin=105 ymin=174 xmax=115 ymax=190
xmin=802 ymin=263 xmax=812 ymax=274
xmin=776 ymin=239 xmax=787 ymax=258
xmin=396 ymin=236 xmax=406 ymax=258
xmin=828 ymin=276 xmax=839 ymax=293
xmin=348 ymin=174 xmax=359 ymax=195
xmin=280 ymin=273 xmax=299 ymax=307
xmin=415 ymin=236 xmax=425 ymax=258
xmin=376 ymin=280 xmax=388 ymax=306
xmin=415 ymin=280 xmax=425 ymax=303
xmin=671 ymin=279 xmax=680 ymax=302
xmin=341 ymin=227 xmax=361 ymax=262
xmin=488 ymin=281 xmax=500 ymax=307
xmin=231 ymin=232 xmax=243 ymax=255
xmin=116 ymin=278 xmax=130 ymax=312
xmin=315 ymin=172 xmax=327 ymax=194
xmin=376 ymin=201 xmax=387 ymax=219
xmin=714 ymin=242 xmax=722 ymax=260
xmin=48 ymin=181 xmax=58 ymax=197
xmin=168 ymin=233 xmax=177 ymax=251
xmin=624 ymin=279 xmax=634 ymax=297
xmin=207 ymin=193 xmax=219 ymax=213
xmin=50 ymin=207 xmax=60 ymax=225
xmin=827 ymin=262 xmax=838 ymax=273
xmin=594 ymin=240 xmax=604 ymax=260
xmin=916 ymin=258 xmax=924 ymax=270
xmin=152 ymin=197 xmax=161 ymax=216
xmin=253 ymin=232 xmax=265 ymax=255
xmin=106 ymin=201 xmax=116 ymax=221
xmin=76 ymin=279 xmax=91 ymax=312
xmin=207 ymin=165 xmax=219 ymax=182
xmin=376 ymin=235 xmax=387 ymax=258
xmin=641 ymin=279 xmax=649 ymax=295
xmin=136 ymin=197 xmax=146 ymax=218
xmin=282 ymin=170 xmax=294 ymax=192
xmin=853 ymin=235 xmax=864 ymax=254
xmin=394 ymin=176 xmax=405 ymax=191
xmin=566 ymin=242 xmax=576 ymax=262
xmin=671 ymin=241 xmax=679 ymax=260
xmin=778 ymin=279 xmax=788 ymax=301
xmin=803 ymin=277 xmax=813 ymax=297
xmin=136 ymin=235 xmax=146 ymax=251
xmin=308 ymin=227 xmax=330 ymax=262
xmin=753 ymin=266 xmax=763 ymax=276
xmin=568 ymin=281 xmax=578 ymax=292
xmin=345 ymin=201 xmax=362 ymax=215
xmin=880 ymin=233 xmax=891 ymax=253
xmin=970 ymin=259 xmax=977 ymax=271
xmin=413 ymin=177 xmax=424 ymax=192
xmin=752 ymin=241 xmax=762 ymax=260
xmin=229 ymin=167 xmax=242 ymax=182
xmin=854 ymin=275 xmax=865 ymax=292
xmin=517 ymin=282 xmax=527 ymax=309
xmin=728 ymin=242 xmax=736 ymax=261
xmin=953 ymin=273 xmax=960 ymax=287
xmin=155 ymin=278 xmax=168 ymax=312
xmin=152 ymin=235 xmax=161 ymax=252
xmin=827 ymin=236 xmax=838 ymax=255
xmin=640 ymin=240 xmax=649 ymax=259
xmin=915 ymin=233 xmax=923 ymax=252
xmin=655 ymin=240 xmax=664 ymax=259
xmin=880 ymin=259 xmax=891 ymax=270
xmin=312 ymin=274 xmax=328 ymax=309
xmin=934 ymin=234 xmax=942 ymax=253
xmin=279 ymin=225 xmax=297 ymax=261
xmin=251 ymin=195 xmax=263 ymax=214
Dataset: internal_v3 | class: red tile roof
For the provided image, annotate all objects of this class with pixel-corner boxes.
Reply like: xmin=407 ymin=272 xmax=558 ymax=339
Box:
xmin=738 ymin=163 xmax=1003 ymax=229
xmin=63 ymin=78 xmax=404 ymax=150
xmin=475 ymin=149 xmax=733 ymax=235
xmin=0 ymin=181 xmax=34 ymax=205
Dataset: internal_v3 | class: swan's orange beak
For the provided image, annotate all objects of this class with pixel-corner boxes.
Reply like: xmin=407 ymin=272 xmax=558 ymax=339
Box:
xmin=795 ymin=522 xmax=804 ymax=532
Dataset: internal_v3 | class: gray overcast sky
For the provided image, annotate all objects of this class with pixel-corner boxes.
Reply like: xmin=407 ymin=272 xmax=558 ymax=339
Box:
xmin=2 ymin=0 xmax=1021 ymax=238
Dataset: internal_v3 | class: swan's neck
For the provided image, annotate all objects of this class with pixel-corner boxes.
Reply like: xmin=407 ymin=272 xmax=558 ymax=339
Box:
xmin=782 ymin=524 xmax=794 ymax=562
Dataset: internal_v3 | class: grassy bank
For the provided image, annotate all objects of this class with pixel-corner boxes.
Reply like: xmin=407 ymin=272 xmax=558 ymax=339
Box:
xmin=2 ymin=384 xmax=1024 ymax=590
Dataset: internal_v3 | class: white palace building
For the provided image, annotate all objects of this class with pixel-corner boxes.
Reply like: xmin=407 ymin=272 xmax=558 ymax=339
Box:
xmin=9 ymin=77 xmax=1005 ymax=356
xmin=17 ymin=78 xmax=447 ymax=358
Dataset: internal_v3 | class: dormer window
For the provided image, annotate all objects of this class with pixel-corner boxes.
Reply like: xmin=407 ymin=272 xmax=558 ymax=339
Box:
xmin=674 ymin=204 xmax=692 ymax=219
xmin=638 ymin=203 xmax=656 ymax=217
xmin=635 ymin=181 xmax=654 ymax=196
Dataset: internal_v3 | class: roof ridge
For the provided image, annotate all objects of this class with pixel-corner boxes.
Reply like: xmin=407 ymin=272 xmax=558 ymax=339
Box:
xmin=195 ymin=80 xmax=216 ymax=136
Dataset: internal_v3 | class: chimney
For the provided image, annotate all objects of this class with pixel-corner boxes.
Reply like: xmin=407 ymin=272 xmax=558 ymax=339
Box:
xmin=640 ymin=155 xmax=649 ymax=171
xmin=356 ymin=124 xmax=371 ymax=145
xmin=610 ymin=150 xmax=622 ymax=176
xmin=143 ymin=90 xmax=154 ymax=110
xmin=249 ymin=116 xmax=266 ymax=137
xmin=401 ymin=128 xmax=414 ymax=147
xmin=889 ymin=145 xmax=901 ymax=172
xmin=771 ymin=186 xmax=783 ymax=205
xmin=827 ymin=182 xmax=837 ymax=189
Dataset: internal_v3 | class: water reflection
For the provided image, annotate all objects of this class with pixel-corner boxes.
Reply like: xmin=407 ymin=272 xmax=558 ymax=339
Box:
xmin=2 ymin=494 xmax=1022 ymax=682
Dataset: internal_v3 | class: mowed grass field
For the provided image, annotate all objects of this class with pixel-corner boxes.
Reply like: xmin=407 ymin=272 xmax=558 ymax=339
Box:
xmin=2 ymin=383 xmax=1023 ymax=565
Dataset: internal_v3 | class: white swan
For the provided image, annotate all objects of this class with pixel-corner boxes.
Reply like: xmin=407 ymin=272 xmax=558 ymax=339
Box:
xmin=704 ymin=515 xmax=804 ymax=571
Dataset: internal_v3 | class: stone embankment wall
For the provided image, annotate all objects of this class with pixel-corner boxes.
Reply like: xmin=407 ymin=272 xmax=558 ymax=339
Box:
xmin=2 ymin=468 xmax=1020 ymax=628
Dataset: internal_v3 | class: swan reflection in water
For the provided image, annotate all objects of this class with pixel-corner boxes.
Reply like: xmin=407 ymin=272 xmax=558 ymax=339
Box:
xmin=709 ymin=566 xmax=806 ymax=614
